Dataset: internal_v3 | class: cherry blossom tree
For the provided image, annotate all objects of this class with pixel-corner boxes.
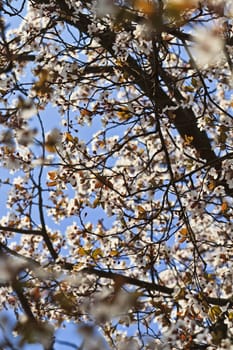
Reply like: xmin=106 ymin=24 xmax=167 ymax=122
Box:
xmin=0 ymin=0 xmax=233 ymax=349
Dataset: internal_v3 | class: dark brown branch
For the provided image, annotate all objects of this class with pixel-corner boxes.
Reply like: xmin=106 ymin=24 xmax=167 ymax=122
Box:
xmin=83 ymin=268 xmax=232 ymax=307
xmin=83 ymin=266 xmax=173 ymax=294
xmin=11 ymin=278 xmax=37 ymax=322
xmin=61 ymin=261 xmax=232 ymax=307
xmin=0 ymin=225 xmax=42 ymax=235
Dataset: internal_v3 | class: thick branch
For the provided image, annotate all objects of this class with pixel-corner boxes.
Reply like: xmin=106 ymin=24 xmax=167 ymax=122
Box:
xmin=83 ymin=266 xmax=173 ymax=294
xmin=0 ymin=225 xmax=42 ymax=235
xmin=11 ymin=278 xmax=37 ymax=322
xmin=61 ymin=261 xmax=232 ymax=308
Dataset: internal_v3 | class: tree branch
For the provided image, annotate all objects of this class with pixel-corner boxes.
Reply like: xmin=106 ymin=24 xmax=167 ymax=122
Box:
xmin=61 ymin=261 xmax=232 ymax=308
